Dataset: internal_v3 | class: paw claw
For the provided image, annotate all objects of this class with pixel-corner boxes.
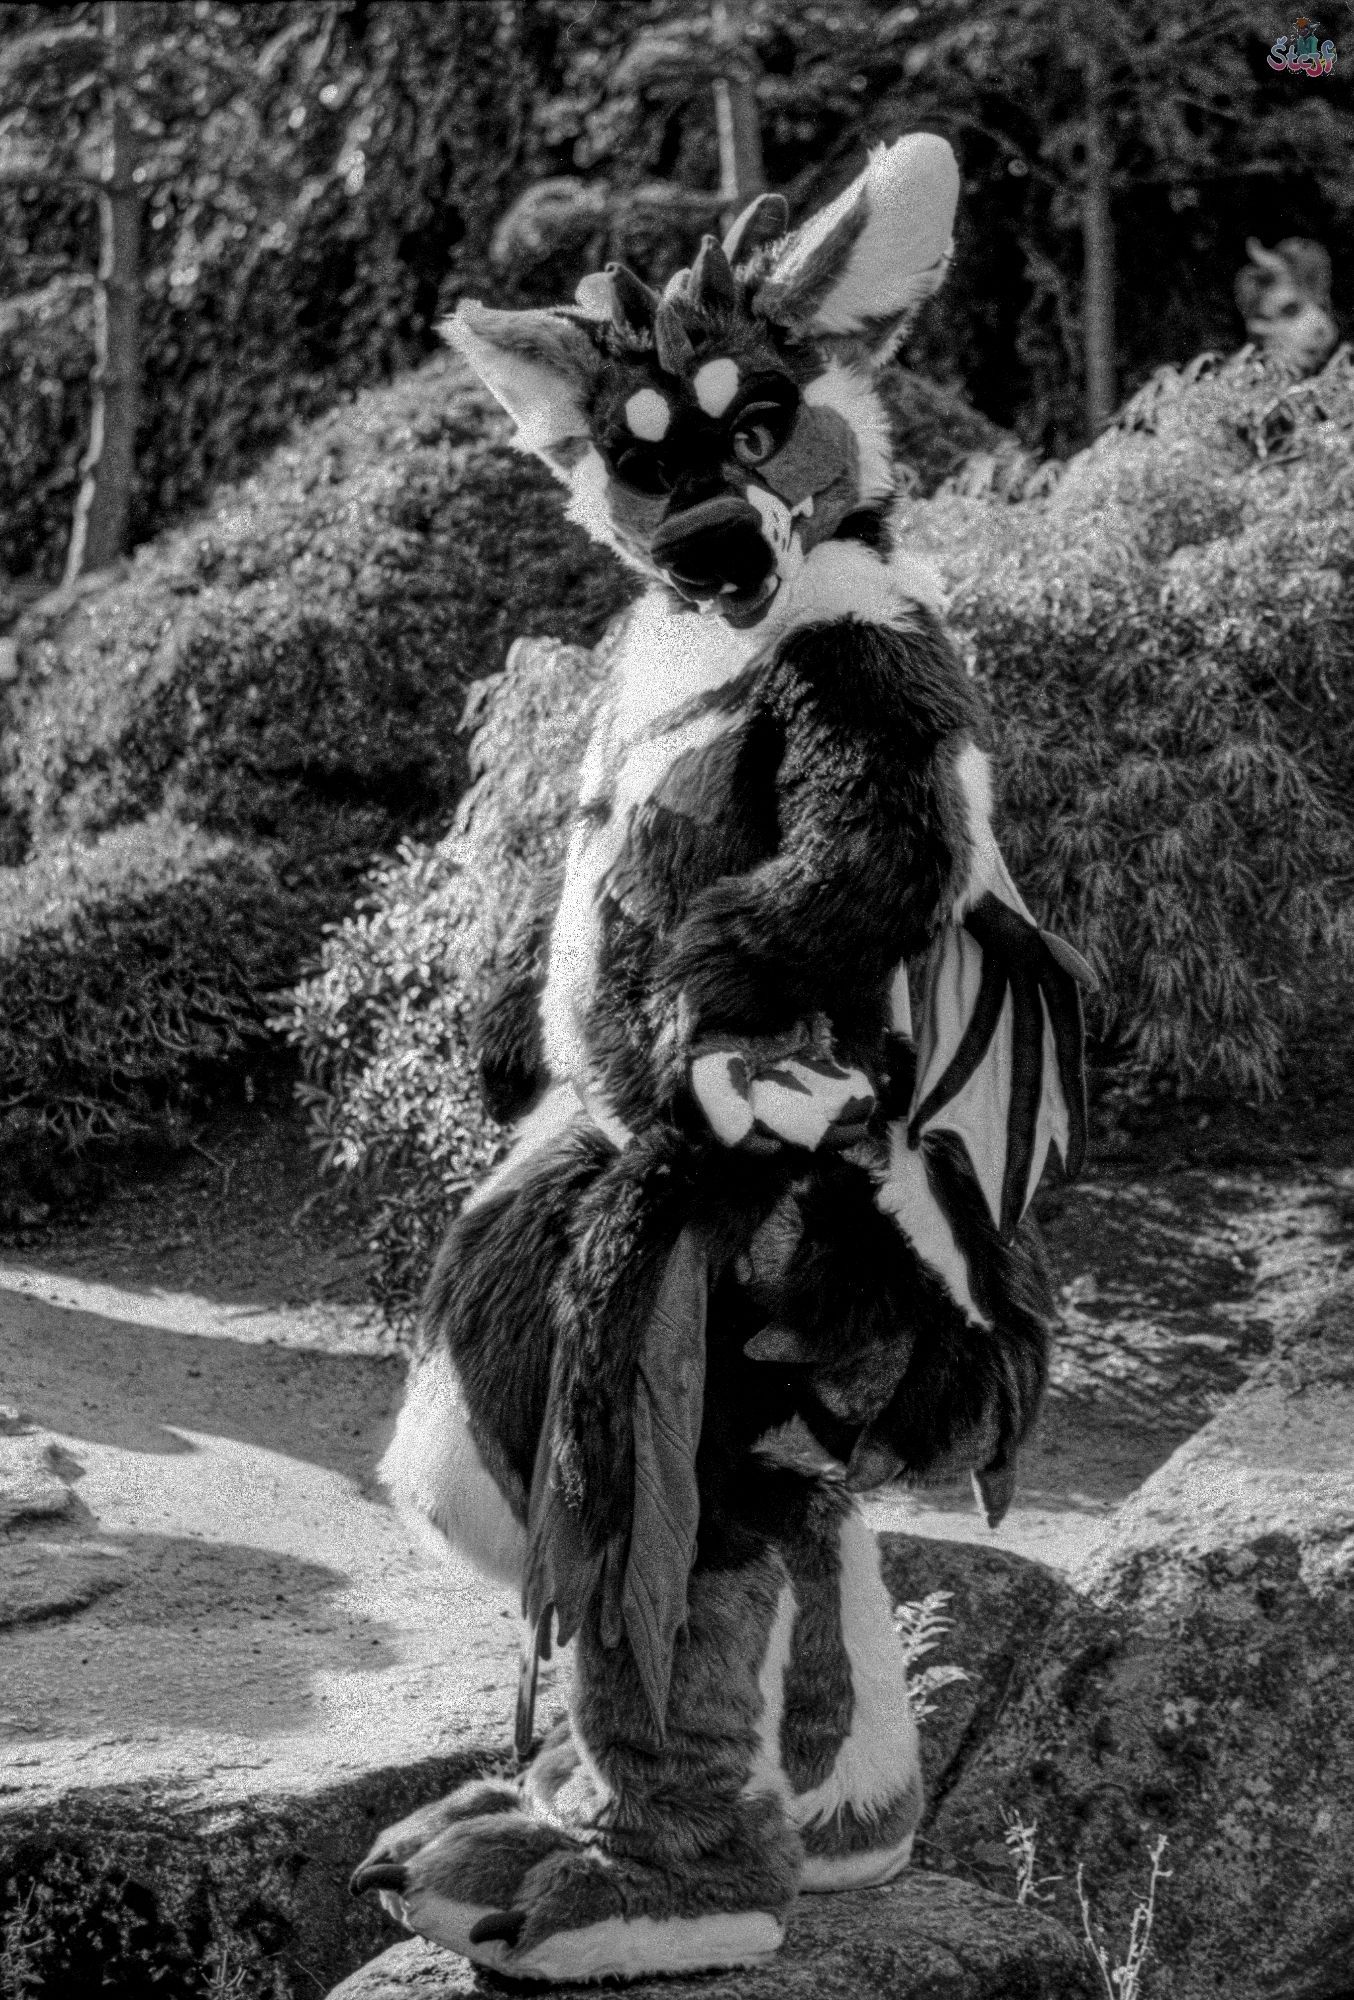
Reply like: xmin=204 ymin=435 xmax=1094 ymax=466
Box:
xmin=350 ymin=1859 xmax=406 ymax=1898
xmin=469 ymin=1908 xmax=527 ymax=1948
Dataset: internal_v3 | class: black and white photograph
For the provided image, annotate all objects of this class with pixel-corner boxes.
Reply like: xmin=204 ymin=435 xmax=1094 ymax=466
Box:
xmin=0 ymin=3 xmax=1351 ymax=1995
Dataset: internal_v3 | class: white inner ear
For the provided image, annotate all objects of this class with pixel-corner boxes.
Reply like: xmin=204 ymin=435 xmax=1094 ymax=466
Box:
xmin=805 ymin=361 xmax=893 ymax=504
xmin=446 ymin=315 xmax=590 ymax=457
xmin=780 ymin=134 xmax=960 ymax=342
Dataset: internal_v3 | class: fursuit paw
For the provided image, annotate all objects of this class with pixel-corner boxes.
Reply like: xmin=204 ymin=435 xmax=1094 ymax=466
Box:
xmin=351 ymin=1804 xmax=573 ymax=1961
xmin=462 ymin=1835 xmax=791 ymax=1985
xmin=691 ymin=1028 xmax=875 ymax=1153
xmin=350 ymin=1777 xmax=521 ymax=1903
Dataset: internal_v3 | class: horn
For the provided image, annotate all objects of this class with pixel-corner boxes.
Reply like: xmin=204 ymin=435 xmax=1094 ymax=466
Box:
xmin=654 ymin=298 xmax=695 ymax=376
xmin=743 ymin=1325 xmax=815 ymax=1365
xmin=606 ymin=260 xmax=659 ymax=338
xmin=690 ymin=234 xmax=736 ymax=315
xmin=573 ymin=271 xmax=614 ymax=320
xmin=1246 ymin=236 xmax=1288 ymax=278
xmin=722 ymin=191 xmax=789 ymax=267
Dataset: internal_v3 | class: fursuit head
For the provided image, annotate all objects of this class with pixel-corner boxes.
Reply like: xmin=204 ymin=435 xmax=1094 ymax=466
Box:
xmin=352 ymin=133 xmax=1091 ymax=1986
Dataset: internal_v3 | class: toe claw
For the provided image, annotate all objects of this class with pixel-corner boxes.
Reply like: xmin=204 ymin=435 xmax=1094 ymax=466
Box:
xmin=975 ymin=1458 xmax=1017 ymax=1528
xmin=845 ymin=1431 xmax=903 ymax=1492
xmin=350 ymin=1859 xmax=406 ymax=1898
xmin=469 ymin=1908 xmax=527 ymax=1948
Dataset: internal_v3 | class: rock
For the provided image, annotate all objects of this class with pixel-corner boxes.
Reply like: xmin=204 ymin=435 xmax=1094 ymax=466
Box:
xmin=323 ymin=1540 xmax=1083 ymax=2000
xmin=327 ymin=1875 xmax=1094 ymax=1999
xmin=928 ymin=1277 xmax=1354 ymax=2000
xmin=0 ymin=1534 xmax=127 ymax=1629
xmin=0 ymin=1271 xmax=564 ymax=1995
xmin=0 ymin=1432 xmax=81 ymax=1527
xmin=878 ymin=1534 xmax=1071 ymax=1806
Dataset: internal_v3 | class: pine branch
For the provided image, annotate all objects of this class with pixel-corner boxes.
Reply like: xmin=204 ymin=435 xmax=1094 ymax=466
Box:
xmin=0 ymin=20 xmax=103 ymax=88
xmin=0 ymin=166 xmax=96 ymax=192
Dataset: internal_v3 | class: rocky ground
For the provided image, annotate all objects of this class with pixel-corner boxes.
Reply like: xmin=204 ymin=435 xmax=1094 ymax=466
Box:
xmin=2 ymin=1099 xmax=1351 ymax=1996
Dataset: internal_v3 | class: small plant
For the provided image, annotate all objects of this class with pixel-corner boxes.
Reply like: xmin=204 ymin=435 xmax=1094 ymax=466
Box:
xmin=0 ymin=1881 xmax=48 ymax=1999
xmin=892 ymin=1590 xmax=971 ymax=1722
xmin=201 ymin=1942 xmax=251 ymax=1998
xmin=1002 ymin=1809 xmax=1061 ymax=1907
xmin=1077 ymin=1834 xmax=1172 ymax=2000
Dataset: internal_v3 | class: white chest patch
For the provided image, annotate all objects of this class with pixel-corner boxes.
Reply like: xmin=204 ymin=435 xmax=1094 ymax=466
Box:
xmin=539 ymin=539 xmax=948 ymax=1092
xmin=540 ymin=592 xmax=756 ymax=1087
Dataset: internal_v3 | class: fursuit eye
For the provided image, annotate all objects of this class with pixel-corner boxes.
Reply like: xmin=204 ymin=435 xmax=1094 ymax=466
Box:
xmin=614 ymin=444 xmax=675 ymax=495
xmin=732 ymin=422 xmax=778 ymax=467
xmin=730 ymin=396 xmax=793 ymax=468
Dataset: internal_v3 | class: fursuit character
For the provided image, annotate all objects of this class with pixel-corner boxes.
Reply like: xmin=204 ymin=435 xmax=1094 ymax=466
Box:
xmin=352 ymin=133 xmax=1090 ymax=1985
xmin=1234 ymin=236 xmax=1338 ymax=379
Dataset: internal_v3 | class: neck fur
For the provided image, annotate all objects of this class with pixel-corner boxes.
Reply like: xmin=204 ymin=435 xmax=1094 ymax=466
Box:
xmin=610 ymin=525 xmax=947 ymax=740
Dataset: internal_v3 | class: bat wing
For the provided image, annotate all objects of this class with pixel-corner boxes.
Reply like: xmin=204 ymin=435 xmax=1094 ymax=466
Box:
xmin=522 ymin=1225 xmax=707 ymax=1741
xmin=908 ymin=888 xmax=1093 ymax=1240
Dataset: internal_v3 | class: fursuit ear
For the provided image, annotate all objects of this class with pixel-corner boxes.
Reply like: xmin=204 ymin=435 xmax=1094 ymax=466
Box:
xmin=442 ymin=301 xmax=602 ymax=467
xmin=759 ymin=132 xmax=959 ymax=359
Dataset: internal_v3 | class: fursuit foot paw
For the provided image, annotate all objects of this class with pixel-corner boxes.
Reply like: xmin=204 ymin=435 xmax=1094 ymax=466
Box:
xmin=796 ymin=1775 xmax=923 ymax=1894
xmin=350 ymin=1776 xmax=523 ymax=1933
xmin=353 ymin=1792 xmax=794 ymax=1984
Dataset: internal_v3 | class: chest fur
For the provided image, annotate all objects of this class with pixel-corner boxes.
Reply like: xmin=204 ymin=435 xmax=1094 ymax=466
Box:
xmin=541 ymin=594 xmax=759 ymax=1084
xmin=539 ymin=545 xmax=945 ymax=1089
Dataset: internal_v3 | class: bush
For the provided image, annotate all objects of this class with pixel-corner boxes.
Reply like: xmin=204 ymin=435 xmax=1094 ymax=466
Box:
xmin=0 ymin=278 xmax=91 ymax=590
xmin=0 ymin=353 xmax=631 ymax=1197
xmin=0 ymin=811 xmax=329 ymax=1214
xmin=277 ymin=631 xmax=610 ymax=1316
xmin=286 ymin=350 xmax=1354 ymax=1318
xmin=909 ymin=348 xmax=1354 ymax=1094
xmin=4 ymin=352 xmax=631 ymax=854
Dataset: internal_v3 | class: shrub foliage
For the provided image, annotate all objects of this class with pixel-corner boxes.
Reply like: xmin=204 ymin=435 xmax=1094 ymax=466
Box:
xmin=287 ymin=350 xmax=1354 ymax=1316
xmin=4 ymin=353 xmax=629 ymax=851
xmin=0 ymin=811 xmax=324 ymax=1212
xmin=911 ymin=348 xmax=1354 ymax=1094
xmin=0 ymin=353 xmax=630 ymax=1195
xmin=278 ymin=632 xmax=610 ymax=1315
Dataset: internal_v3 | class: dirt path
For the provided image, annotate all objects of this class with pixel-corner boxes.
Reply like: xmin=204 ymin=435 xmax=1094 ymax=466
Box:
xmin=5 ymin=1101 xmax=1351 ymax=1577
xmin=875 ymin=1151 xmax=1354 ymax=1567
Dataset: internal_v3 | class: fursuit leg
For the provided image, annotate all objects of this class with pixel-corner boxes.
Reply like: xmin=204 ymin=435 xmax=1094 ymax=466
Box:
xmin=746 ymin=1475 xmax=923 ymax=1892
xmin=380 ymin=1087 xmax=617 ymax=1584
xmin=353 ymin=1532 xmax=802 ymax=1984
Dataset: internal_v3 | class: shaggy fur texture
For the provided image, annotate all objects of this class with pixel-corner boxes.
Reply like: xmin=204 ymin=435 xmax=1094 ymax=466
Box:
xmin=359 ymin=131 xmax=1085 ymax=1985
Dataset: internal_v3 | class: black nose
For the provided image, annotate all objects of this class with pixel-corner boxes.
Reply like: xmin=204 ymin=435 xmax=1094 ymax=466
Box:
xmin=649 ymin=495 xmax=774 ymax=603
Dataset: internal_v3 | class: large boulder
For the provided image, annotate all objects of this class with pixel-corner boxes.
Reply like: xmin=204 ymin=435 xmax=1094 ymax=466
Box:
xmin=928 ymin=1276 xmax=1354 ymax=1999
xmin=0 ymin=1279 xmax=542 ymax=1999
xmin=326 ymin=1877 xmax=1094 ymax=2000
xmin=2 ymin=1254 xmax=1089 ymax=2000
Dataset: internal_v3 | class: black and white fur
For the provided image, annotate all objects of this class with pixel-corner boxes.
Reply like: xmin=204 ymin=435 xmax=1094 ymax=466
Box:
xmin=354 ymin=134 xmax=1083 ymax=1985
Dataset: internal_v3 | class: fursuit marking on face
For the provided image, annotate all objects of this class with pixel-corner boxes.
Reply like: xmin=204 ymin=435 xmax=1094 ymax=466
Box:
xmin=693 ymin=357 xmax=741 ymax=417
xmin=445 ymin=132 xmax=961 ymax=627
xmin=745 ymin=486 xmax=806 ymax=590
xmin=625 ymin=389 xmax=672 ymax=441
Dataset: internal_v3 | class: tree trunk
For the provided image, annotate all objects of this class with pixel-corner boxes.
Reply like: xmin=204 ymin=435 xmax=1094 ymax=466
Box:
xmin=64 ymin=0 xmax=139 ymax=585
xmin=1080 ymin=34 xmax=1116 ymax=439
xmin=711 ymin=0 xmax=765 ymax=229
